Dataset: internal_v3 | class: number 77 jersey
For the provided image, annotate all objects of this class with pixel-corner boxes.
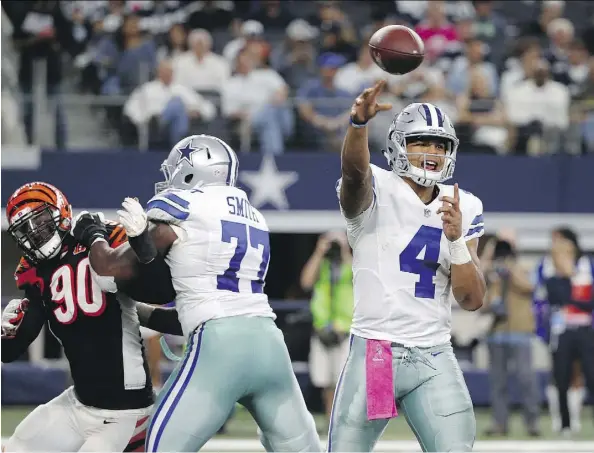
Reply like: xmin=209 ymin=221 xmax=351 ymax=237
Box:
xmin=336 ymin=164 xmax=485 ymax=347
xmin=146 ymin=186 xmax=275 ymax=337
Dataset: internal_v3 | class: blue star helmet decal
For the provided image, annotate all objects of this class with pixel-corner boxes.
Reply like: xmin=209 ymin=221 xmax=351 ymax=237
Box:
xmin=177 ymin=139 xmax=212 ymax=167
xmin=177 ymin=140 xmax=198 ymax=166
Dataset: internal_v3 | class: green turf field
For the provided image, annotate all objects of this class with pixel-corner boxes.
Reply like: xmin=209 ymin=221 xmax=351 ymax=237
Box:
xmin=1 ymin=405 xmax=592 ymax=441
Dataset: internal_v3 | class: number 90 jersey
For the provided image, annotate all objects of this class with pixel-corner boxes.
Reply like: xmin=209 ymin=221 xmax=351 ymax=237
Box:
xmin=337 ymin=164 xmax=485 ymax=347
xmin=146 ymin=186 xmax=275 ymax=337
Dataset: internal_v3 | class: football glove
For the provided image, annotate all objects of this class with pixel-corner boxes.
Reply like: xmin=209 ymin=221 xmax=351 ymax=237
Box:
xmin=117 ymin=197 xmax=147 ymax=238
xmin=71 ymin=211 xmax=108 ymax=247
xmin=1 ymin=298 xmax=29 ymax=338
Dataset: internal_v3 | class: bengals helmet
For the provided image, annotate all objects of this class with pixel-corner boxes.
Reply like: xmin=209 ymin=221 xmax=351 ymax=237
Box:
xmin=6 ymin=182 xmax=73 ymax=263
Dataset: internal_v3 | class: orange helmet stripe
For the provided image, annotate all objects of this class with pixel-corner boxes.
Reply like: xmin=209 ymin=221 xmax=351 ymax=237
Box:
xmin=6 ymin=182 xmax=72 ymax=231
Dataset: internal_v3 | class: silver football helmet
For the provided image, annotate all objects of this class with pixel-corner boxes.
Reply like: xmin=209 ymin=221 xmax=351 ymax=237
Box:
xmin=155 ymin=135 xmax=239 ymax=194
xmin=384 ymin=102 xmax=459 ymax=187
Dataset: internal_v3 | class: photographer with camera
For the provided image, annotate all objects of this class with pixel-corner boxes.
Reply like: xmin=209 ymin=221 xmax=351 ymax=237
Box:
xmin=300 ymin=231 xmax=353 ymax=424
xmin=482 ymin=238 xmax=540 ymax=437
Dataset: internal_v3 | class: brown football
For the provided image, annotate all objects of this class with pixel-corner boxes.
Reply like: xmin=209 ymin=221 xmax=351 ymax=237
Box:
xmin=368 ymin=25 xmax=425 ymax=75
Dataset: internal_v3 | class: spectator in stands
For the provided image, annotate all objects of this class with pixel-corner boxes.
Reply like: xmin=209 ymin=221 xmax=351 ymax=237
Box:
xmin=66 ymin=4 xmax=94 ymax=59
xmin=271 ymin=19 xmax=319 ymax=93
xmin=248 ymin=0 xmax=294 ymax=31
xmin=74 ymin=1 xmax=127 ymax=94
xmin=472 ymin=0 xmax=508 ymax=67
xmin=157 ymin=23 xmax=188 ymax=62
xmin=222 ymin=19 xmax=265 ymax=65
xmin=88 ymin=0 xmax=127 ymax=36
xmin=503 ymin=59 xmax=570 ymax=154
xmin=296 ymin=52 xmax=352 ymax=152
xmin=133 ymin=0 xmax=188 ymax=45
xmin=185 ymin=0 xmax=236 ymax=32
xmin=123 ymin=59 xmax=216 ymax=148
xmin=456 ymin=67 xmax=508 ymax=154
xmin=575 ymin=58 xmax=594 ymax=153
xmin=545 ymin=18 xmax=575 ymax=83
xmin=1 ymin=9 xmax=27 ymax=146
xmin=520 ymin=0 xmax=565 ymax=45
xmin=96 ymin=14 xmax=157 ymax=96
xmin=318 ymin=20 xmax=358 ymax=63
xmin=221 ymin=49 xmax=293 ymax=154
xmin=481 ymin=238 xmax=540 ymax=437
xmin=446 ymin=37 xmax=499 ymax=96
xmin=559 ymin=39 xmax=591 ymax=154
xmin=414 ymin=0 xmax=459 ymax=62
xmin=300 ymin=230 xmax=353 ymax=425
xmin=334 ymin=42 xmax=387 ymax=95
xmin=308 ymin=0 xmax=355 ymax=33
xmin=5 ymin=0 xmax=74 ymax=149
xmin=435 ymin=17 xmax=478 ymax=74
xmin=172 ymin=29 xmax=230 ymax=93
xmin=534 ymin=228 xmax=594 ymax=435
xmin=557 ymin=39 xmax=591 ymax=98
xmin=500 ymin=38 xmax=542 ymax=99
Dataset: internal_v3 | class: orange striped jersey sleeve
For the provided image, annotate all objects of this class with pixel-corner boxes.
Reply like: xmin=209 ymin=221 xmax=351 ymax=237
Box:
xmin=105 ymin=222 xmax=129 ymax=249
xmin=14 ymin=257 xmax=44 ymax=292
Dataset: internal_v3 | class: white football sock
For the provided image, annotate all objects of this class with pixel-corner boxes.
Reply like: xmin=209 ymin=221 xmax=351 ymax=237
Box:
xmin=568 ymin=387 xmax=585 ymax=432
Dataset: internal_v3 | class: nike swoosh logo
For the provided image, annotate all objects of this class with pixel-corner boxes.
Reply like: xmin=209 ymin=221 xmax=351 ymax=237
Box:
xmin=430 ymin=352 xmax=443 ymax=357
xmin=103 ymin=420 xmax=116 ymax=424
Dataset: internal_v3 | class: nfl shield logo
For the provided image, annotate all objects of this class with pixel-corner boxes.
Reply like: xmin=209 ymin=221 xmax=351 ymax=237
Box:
xmin=424 ymin=209 xmax=431 ymax=218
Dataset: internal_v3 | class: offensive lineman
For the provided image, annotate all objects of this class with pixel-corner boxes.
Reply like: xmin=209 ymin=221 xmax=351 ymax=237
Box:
xmin=329 ymin=81 xmax=486 ymax=452
xmin=1 ymin=182 xmax=181 ymax=452
xmin=71 ymin=135 xmax=322 ymax=452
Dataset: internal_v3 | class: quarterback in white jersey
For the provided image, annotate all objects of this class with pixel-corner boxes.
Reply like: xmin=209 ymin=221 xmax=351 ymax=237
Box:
xmin=79 ymin=135 xmax=321 ymax=453
xmin=328 ymin=81 xmax=486 ymax=452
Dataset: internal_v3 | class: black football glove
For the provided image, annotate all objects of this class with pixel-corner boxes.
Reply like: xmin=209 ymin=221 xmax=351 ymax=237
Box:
xmin=71 ymin=212 xmax=108 ymax=248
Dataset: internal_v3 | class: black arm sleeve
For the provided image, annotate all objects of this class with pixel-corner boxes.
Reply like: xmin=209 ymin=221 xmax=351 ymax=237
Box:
xmin=2 ymin=297 xmax=46 ymax=363
xmin=136 ymin=303 xmax=183 ymax=336
xmin=147 ymin=307 xmax=183 ymax=336
xmin=116 ymin=255 xmax=176 ymax=305
xmin=128 ymin=228 xmax=158 ymax=264
xmin=545 ymin=277 xmax=594 ymax=312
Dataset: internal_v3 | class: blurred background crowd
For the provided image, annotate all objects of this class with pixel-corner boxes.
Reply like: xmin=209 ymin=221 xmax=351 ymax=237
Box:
xmin=4 ymin=0 xmax=594 ymax=155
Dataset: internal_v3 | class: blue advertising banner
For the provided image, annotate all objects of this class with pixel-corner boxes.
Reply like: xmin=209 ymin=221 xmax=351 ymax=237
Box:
xmin=2 ymin=150 xmax=594 ymax=250
xmin=2 ymin=151 xmax=594 ymax=212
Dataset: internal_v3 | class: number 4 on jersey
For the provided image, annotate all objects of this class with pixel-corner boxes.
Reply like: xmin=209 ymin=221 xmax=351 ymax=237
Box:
xmin=399 ymin=226 xmax=442 ymax=299
xmin=218 ymin=220 xmax=270 ymax=294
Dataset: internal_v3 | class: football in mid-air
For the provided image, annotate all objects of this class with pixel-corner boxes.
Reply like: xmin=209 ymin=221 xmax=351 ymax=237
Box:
xmin=368 ymin=25 xmax=425 ymax=75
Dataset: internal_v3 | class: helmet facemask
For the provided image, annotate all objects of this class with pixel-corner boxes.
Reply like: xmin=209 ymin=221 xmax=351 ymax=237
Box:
xmin=155 ymin=160 xmax=174 ymax=194
xmin=385 ymin=129 xmax=458 ymax=187
xmin=8 ymin=204 xmax=67 ymax=263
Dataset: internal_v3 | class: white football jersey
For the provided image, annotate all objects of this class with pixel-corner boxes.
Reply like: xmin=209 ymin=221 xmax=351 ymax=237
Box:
xmin=337 ymin=164 xmax=484 ymax=347
xmin=146 ymin=186 xmax=275 ymax=337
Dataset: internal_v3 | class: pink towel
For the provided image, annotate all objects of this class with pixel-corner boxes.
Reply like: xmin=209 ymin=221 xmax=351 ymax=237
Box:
xmin=365 ymin=339 xmax=397 ymax=421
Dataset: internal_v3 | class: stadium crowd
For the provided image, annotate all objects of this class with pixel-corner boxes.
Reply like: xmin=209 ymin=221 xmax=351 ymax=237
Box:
xmin=3 ymin=0 xmax=594 ymax=154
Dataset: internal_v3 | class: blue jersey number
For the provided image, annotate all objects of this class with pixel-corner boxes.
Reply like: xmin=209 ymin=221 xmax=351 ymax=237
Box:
xmin=399 ymin=226 xmax=442 ymax=299
xmin=217 ymin=220 xmax=270 ymax=294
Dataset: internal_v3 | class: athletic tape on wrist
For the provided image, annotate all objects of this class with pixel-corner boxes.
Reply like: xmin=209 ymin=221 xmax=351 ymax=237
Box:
xmin=449 ymin=236 xmax=472 ymax=265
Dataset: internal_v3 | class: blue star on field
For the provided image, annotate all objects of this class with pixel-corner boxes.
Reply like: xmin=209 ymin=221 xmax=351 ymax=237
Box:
xmin=177 ymin=141 xmax=197 ymax=165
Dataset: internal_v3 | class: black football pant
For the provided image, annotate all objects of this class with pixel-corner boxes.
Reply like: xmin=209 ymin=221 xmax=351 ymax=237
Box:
xmin=552 ymin=327 xmax=594 ymax=429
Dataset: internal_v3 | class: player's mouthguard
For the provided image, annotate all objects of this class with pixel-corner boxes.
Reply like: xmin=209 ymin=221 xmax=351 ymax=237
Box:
xmin=422 ymin=160 xmax=438 ymax=171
